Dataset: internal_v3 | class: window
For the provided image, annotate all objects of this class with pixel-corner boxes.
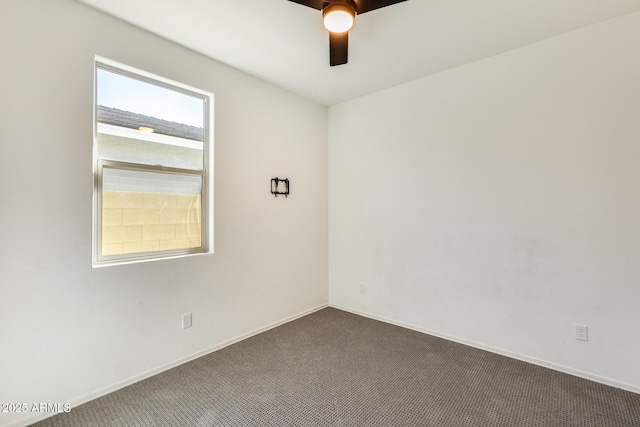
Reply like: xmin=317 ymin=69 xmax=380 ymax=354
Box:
xmin=93 ymin=58 xmax=212 ymax=266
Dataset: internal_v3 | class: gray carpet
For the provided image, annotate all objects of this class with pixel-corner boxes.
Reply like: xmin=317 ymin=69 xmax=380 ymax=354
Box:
xmin=35 ymin=308 xmax=640 ymax=426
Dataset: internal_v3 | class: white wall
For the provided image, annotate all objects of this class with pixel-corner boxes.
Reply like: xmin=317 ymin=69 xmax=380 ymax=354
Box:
xmin=329 ymin=11 xmax=640 ymax=391
xmin=0 ymin=1 xmax=327 ymax=425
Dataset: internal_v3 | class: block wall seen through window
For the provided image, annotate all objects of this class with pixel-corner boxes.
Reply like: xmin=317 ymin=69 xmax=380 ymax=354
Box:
xmin=102 ymin=191 xmax=201 ymax=255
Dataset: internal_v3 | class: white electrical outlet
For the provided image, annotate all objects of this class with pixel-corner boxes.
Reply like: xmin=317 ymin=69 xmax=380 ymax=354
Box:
xmin=359 ymin=283 xmax=366 ymax=294
xmin=182 ymin=313 xmax=193 ymax=330
xmin=574 ymin=324 xmax=588 ymax=342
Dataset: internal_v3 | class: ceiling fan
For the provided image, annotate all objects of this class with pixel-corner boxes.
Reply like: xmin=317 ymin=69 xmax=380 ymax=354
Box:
xmin=288 ymin=0 xmax=408 ymax=66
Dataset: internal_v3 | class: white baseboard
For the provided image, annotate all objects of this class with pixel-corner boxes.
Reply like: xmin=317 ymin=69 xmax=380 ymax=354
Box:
xmin=5 ymin=304 xmax=328 ymax=427
xmin=329 ymin=303 xmax=640 ymax=395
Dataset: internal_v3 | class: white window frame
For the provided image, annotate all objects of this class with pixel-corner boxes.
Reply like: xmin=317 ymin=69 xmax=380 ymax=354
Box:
xmin=92 ymin=56 xmax=214 ymax=267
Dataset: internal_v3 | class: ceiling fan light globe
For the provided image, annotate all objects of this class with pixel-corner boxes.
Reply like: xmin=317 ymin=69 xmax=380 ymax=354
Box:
xmin=323 ymin=5 xmax=355 ymax=33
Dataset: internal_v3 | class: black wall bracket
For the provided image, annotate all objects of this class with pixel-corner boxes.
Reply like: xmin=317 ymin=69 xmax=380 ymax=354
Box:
xmin=271 ymin=177 xmax=290 ymax=198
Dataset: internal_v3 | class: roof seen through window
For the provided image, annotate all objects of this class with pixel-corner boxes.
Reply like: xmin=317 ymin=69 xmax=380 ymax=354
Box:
xmin=97 ymin=68 xmax=204 ymax=128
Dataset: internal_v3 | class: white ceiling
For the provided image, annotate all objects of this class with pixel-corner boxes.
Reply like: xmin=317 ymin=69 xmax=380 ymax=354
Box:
xmin=77 ymin=0 xmax=640 ymax=106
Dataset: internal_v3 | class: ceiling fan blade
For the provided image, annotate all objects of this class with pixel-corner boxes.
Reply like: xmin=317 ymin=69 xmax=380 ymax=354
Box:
xmin=287 ymin=0 xmax=324 ymax=10
xmin=330 ymin=32 xmax=349 ymax=66
xmin=354 ymin=0 xmax=407 ymax=14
